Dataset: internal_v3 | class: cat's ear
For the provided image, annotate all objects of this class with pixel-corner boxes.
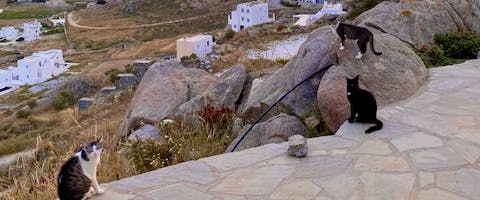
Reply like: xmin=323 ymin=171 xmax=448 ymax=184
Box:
xmin=354 ymin=75 xmax=359 ymax=81
xmin=96 ymin=137 xmax=103 ymax=143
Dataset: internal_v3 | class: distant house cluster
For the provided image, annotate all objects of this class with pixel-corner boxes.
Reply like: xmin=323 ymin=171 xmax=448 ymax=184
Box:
xmin=228 ymin=1 xmax=274 ymax=32
xmin=0 ymin=49 xmax=66 ymax=91
xmin=0 ymin=20 xmax=42 ymax=42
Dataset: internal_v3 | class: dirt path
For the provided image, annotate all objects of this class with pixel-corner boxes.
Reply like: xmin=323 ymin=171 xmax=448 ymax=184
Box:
xmin=66 ymin=11 xmax=228 ymax=30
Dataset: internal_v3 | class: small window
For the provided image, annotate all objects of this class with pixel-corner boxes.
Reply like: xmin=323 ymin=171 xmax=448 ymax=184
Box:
xmin=207 ymin=41 xmax=210 ymax=46
xmin=26 ymin=65 xmax=28 ymax=69
xmin=247 ymin=18 xmax=250 ymax=22
xmin=234 ymin=25 xmax=237 ymax=28
xmin=241 ymin=17 xmax=244 ymax=21
xmin=247 ymin=9 xmax=249 ymax=13
xmin=27 ymin=75 xmax=29 ymax=78
xmin=241 ymin=8 xmax=244 ymax=12
xmin=197 ymin=44 xmax=200 ymax=48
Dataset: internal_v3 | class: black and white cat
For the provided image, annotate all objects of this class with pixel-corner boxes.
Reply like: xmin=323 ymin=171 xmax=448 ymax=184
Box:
xmin=346 ymin=75 xmax=383 ymax=133
xmin=332 ymin=22 xmax=383 ymax=59
xmin=58 ymin=138 xmax=105 ymax=200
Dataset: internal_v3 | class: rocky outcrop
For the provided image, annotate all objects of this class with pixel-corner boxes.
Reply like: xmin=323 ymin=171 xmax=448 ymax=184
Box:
xmin=354 ymin=0 xmax=480 ymax=48
xmin=238 ymin=26 xmax=335 ymax=120
xmin=128 ymin=124 xmax=164 ymax=142
xmin=174 ymin=65 xmax=247 ymax=124
xmin=318 ymin=32 xmax=428 ymax=131
xmin=227 ymin=113 xmax=308 ymax=151
xmin=116 ymin=62 xmax=215 ymax=139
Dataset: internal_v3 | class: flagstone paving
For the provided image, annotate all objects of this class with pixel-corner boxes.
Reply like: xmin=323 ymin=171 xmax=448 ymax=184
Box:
xmin=93 ymin=60 xmax=480 ymax=200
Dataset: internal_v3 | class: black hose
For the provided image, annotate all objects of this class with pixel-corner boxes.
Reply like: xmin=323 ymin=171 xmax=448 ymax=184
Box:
xmin=230 ymin=63 xmax=334 ymax=152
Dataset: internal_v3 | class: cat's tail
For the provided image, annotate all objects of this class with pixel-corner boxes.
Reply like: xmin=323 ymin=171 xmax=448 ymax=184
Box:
xmin=369 ymin=34 xmax=383 ymax=55
xmin=365 ymin=119 xmax=383 ymax=133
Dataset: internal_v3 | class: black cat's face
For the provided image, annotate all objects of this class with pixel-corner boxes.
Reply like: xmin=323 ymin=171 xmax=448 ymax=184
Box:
xmin=346 ymin=75 xmax=360 ymax=92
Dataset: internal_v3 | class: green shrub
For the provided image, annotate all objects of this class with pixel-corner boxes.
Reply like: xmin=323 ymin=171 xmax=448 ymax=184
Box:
xmin=224 ymin=29 xmax=235 ymax=40
xmin=434 ymin=32 xmax=480 ymax=59
xmin=347 ymin=0 xmax=391 ymax=19
xmin=180 ymin=53 xmax=198 ymax=62
xmin=280 ymin=0 xmax=300 ymax=7
xmin=275 ymin=58 xmax=289 ymax=65
xmin=416 ymin=32 xmax=480 ymax=68
xmin=51 ymin=90 xmax=74 ymax=110
xmin=417 ymin=45 xmax=451 ymax=68
xmin=105 ymin=69 xmax=122 ymax=84
xmin=27 ymin=99 xmax=37 ymax=109
xmin=15 ymin=110 xmax=31 ymax=119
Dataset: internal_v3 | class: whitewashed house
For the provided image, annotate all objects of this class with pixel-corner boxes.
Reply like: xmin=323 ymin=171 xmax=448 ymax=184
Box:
xmin=0 ymin=26 xmax=19 ymax=41
xmin=294 ymin=1 xmax=346 ymax=26
xmin=228 ymin=1 xmax=274 ymax=32
xmin=0 ymin=49 xmax=65 ymax=86
xmin=22 ymin=21 xmax=42 ymax=42
xmin=176 ymin=35 xmax=214 ymax=61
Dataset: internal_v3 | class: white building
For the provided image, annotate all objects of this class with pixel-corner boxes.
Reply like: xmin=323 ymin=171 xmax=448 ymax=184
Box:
xmin=294 ymin=1 xmax=346 ymax=26
xmin=22 ymin=21 xmax=42 ymax=42
xmin=48 ymin=17 xmax=66 ymax=27
xmin=0 ymin=49 xmax=66 ymax=90
xmin=0 ymin=26 xmax=19 ymax=41
xmin=228 ymin=1 xmax=274 ymax=32
xmin=176 ymin=35 xmax=214 ymax=61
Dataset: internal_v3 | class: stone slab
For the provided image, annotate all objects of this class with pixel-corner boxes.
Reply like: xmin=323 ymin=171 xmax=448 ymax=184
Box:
xmin=354 ymin=155 xmax=410 ymax=172
xmin=210 ymin=165 xmax=295 ymax=195
xmin=436 ymin=168 xmax=480 ymax=199
xmin=269 ymin=180 xmax=320 ymax=200
xmin=360 ymin=172 xmax=415 ymax=200
xmin=391 ymin=132 xmax=443 ymax=152
xmin=410 ymin=148 xmax=468 ymax=170
xmin=143 ymin=183 xmax=214 ymax=200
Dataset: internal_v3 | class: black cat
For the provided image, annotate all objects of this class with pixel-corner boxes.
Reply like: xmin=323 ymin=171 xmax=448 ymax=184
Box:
xmin=346 ymin=75 xmax=383 ymax=133
xmin=333 ymin=22 xmax=383 ymax=59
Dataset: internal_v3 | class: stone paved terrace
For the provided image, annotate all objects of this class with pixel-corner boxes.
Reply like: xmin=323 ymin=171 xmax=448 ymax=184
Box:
xmin=94 ymin=60 xmax=480 ymax=200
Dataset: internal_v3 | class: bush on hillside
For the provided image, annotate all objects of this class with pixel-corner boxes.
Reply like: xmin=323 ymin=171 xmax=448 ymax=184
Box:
xmin=16 ymin=110 xmax=31 ymax=119
xmin=434 ymin=31 xmax=480 ymax=59
xmin=417 ymin=32 xmax=480 ymax=68
xmin=280 ymin=0 xmax=300 ymax=7
xmin=51 ymin=90 xmax=74 ymax=110
xmin=224 ymin=29 xmax=235 ymax=40
xmin=347 ymin=0 xmax=393 ymax=19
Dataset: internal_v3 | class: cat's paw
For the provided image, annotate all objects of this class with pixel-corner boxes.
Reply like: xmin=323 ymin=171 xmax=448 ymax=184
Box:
xmin=96 ymin=188 xmax=105 ymax=195
xmin=348 ymin=118 xmax=355 ymax=123
xmin=339 ymin=46 xmax=345 ymax=50
xmin=355 ymin=53 xmax=363 ymax=59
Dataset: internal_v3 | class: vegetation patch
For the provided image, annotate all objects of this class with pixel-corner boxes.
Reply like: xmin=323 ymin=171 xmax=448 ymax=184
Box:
xmin=127 ymin=105 xmax=234 ymax=173
xmin=417 ymin=31 xmax=480 ymax=68
xmin=347 ymin=0 xmax=394 ymax=19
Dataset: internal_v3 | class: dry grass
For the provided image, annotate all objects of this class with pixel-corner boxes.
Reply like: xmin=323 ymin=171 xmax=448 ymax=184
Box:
xmin=0 ymin=91 xmax=136 ymax=200
xmin=126 ymin=106 xmax=235 ymax=173
xmin=17 ymin=35 xmax=70 ymax=52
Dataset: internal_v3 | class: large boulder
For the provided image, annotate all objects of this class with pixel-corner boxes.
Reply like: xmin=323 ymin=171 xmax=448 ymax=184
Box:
xmin=116 ymin=62 xmax=215 ymax=140
xmin=238 ymin=26 xmax=335 ymax=121
xmin=227 ymin=113 xmax=308 ymax=151
xmin=318 ymin=32 xmax=428 ymax=132
xmin=174 ymin=65 xmax=247 ymax=124
xmin=354 ymin=0 xmax=480 ymax=48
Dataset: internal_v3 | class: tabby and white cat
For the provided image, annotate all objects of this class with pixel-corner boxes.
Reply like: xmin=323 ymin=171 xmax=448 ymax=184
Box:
xmin=58 ymin=138 xmax=105 ymax=200
xmin=332 ymin=22 xmax=383 ymax=59
xmin=346 ymin=75 xmax=383 ymax=133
